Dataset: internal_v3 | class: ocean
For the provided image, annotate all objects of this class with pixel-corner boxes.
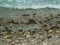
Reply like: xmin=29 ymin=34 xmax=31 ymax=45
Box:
xmin=0 ymin=0 xmax=60 ymax=9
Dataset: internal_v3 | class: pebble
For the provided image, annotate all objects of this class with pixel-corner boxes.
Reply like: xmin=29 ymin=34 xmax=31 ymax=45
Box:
xmin=28 ymin=18 xmax=36 ymax=24
xmin=0 ymin=12 xmax=60 ymax=45
xmin=47 ymin=36 xmax=52 ymax=39
xmin=48 ymin=30 xmax=53 ymax=33
xmin=22 ymin=14 xmax=29 ymax=16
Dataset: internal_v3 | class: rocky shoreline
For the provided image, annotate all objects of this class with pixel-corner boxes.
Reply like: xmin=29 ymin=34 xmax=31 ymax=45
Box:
xmin=0 ymin=8 xmax=60 ymax=45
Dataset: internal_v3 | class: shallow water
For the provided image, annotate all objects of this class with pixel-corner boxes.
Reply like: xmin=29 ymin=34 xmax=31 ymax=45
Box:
xmin=0 ymin=7 xmax=60 ymax=31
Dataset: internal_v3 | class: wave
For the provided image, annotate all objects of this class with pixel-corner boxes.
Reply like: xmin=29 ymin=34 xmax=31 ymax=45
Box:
xmin=0 ymin=0 xmax=60 ymax=9
xmin=0 ymin=5 xmax=60 ymax=9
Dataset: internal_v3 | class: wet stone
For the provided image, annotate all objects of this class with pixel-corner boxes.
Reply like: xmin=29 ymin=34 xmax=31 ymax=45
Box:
xmin=50 ymin=25 xmax=59 ymax=30
xmin=57 ymin=21 xmax=60 ymax=24
xmin=4 ymin=35 xmax=12 ymax=39
xmin=44 ymin=29 xmax=49 ymax=32
xmin=22 ymin=14 xmax=30 ymax=16
xmin=1 ymin=30 xmax=7 ymax=32
xmin=11 ymin=44 xmax=15 ymax=45
xmin=33 ymin=13 xmax=36 ymax=15
xmin=31 ymin=31 xmax=36 ymax=35
xmin=4 ymin=27 xmax=9 ymax=30
xmin=57 ymin=14 xmax=60 ymax=16
xmin=0 ymin=33 xmax=3 ymax=37
xmin=0 ymin=18 xmax=4 ymax=21
xmin=13 ymin=22 xmax=19 ymax=24
xmin=47 ymin=36 xmax=52 ymax=39
xmin=6 ymin=18 xmax=14 ymax=23
xmin=28 ymin=18 xmax=36 ymax=24
xmin=18 ymin=29 xmax=23 ymax=32
xmin=48 ymin=30 xmax=53 ymax=33
xmin=2 ymin=40 xmax=4 ymax=42
xmin=39 ymin=20 xmax=43 ymax=24
xmin=42 ymin=24 xmax=47 ymax=27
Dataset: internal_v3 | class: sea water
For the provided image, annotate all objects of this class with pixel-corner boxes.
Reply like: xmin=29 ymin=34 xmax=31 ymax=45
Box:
xmin=0 ymin=0 xmax=60 ymax=9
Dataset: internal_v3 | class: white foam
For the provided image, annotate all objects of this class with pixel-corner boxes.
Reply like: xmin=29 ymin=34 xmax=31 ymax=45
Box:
xmin=0 ymin=4 xmax=60 ymax=9
xmin=0 ymin=0 xmax=60 ymax=9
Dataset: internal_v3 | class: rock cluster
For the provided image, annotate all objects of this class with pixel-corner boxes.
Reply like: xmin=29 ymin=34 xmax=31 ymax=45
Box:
xmin=0 ymin=13 xmax=60 ymax=45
